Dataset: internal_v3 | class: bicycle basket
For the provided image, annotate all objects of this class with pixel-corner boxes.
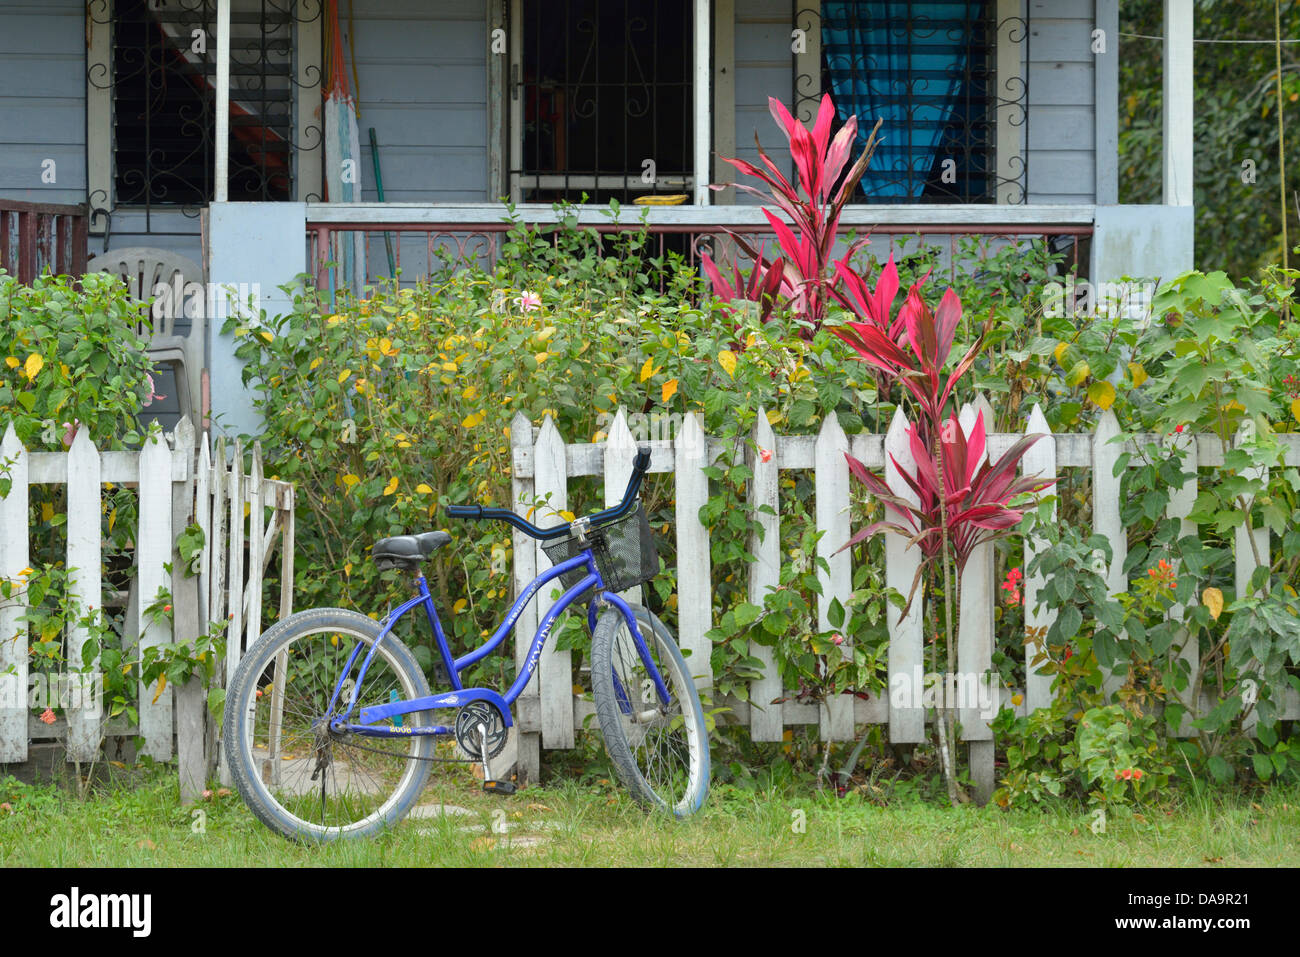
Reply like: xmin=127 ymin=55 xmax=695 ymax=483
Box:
xmin=541 ymin=502 xmax=659 ymax=593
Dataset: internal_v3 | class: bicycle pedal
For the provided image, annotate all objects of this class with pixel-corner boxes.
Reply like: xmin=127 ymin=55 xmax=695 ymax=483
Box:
xmin=482 ymin=779 xmax=517 ymax=796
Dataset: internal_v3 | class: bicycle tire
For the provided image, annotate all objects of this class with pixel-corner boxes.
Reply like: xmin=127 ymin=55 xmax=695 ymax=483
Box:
xmin=591 ymin=604 xmax=709 ymax=816
xmin=223 ymin=607 xmax=434 ymax=842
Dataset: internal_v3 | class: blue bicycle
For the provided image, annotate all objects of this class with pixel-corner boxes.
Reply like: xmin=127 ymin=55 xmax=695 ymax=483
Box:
xmin=223 ymin=447 xmax=709 ymax=841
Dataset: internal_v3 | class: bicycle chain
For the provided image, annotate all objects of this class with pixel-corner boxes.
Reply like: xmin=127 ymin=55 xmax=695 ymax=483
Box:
xmin=330 ymin=735 xmax=477 ymax=764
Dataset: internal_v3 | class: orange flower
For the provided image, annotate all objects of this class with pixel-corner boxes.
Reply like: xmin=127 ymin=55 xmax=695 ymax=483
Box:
xmin=38 ymin=708 xmax=56 ymax=725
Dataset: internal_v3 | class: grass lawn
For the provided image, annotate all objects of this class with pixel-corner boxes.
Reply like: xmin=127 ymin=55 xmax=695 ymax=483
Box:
xmin=2 ymin=764 xmax=1297 ymax=867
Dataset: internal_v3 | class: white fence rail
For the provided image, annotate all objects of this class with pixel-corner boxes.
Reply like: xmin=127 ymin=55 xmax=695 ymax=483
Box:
xmin=0 ymin=417 xmax=293 ymax=802
xmin=508 ymin=407 xmax=1300 ymax=797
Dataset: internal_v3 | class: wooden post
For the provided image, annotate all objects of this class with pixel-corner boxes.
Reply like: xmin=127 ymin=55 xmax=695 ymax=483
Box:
xmin=169 ymin=418 xmax=205 ymax=802
xmin=815 ymin=414 xmax=853 ymax=741
xmin=508 ymin=411 xmax=540 ymax=781
xmin=0 ymin=424 xmax=30 ymax=761
xmin=246 ymin=444 xmax=265 ymax=650
xmin=137 ymin=431 xmax=175 ymax=760
xmin=957 ymin=399 xmax=995 ymax=805
xmin=1021 ymin=404 xmax=1058 ymax=713
xmin=885 ymin=407 xmax=925 ymax=744
xmin=65 ymin=429 xmax=103 ymax=763
xmin=674 ymin=413 xmax=712 ymax=690
xmin=1092 ymin=411 xmax=1127 ymax=699
xmin=747 ymin=409 xmax=783 ymax=742
xmin=534 ymin=416 xmax=574 ymax=749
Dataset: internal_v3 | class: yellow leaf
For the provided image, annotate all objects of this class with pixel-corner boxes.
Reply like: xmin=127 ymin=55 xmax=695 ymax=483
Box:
xmin=1291 ymin=397 xmax=1300 ymax=423
xmin=341 ymin=474 xmax=360 ymax=488
xmin=343 ymin=562 xmax=352 ymax=577
xmin=662 ymin=378 xmax=679 ymax=403
xmin=1088 ymin=380 xmax=1116 ymax=410
xmin=152 ymin=673 xmax=167 ymax=705
xmin=1053 ymin=341 xmax=1069 ymax=365
xmin=3 ymin=356 xmax=18 ymax=369
xmin=462 ymin=411 xmax=485 ymax=428
xmin=309 ymin=357 xmax=323 ymax=371
xmin=559 ymin=510 xmax=576 ymax=522
xmin=766 ymin=409 xmax=783 ymax=425
xmin=1127 ymin=362 xmax=1148 ymax=387
xmin=1202 ymin=587 xmax=1224 ymax=621
xmin=453 ymin=598 xmax=468 ymax=614
xmin=718 ymin=350 xmax=737 ymax=379
xmin=416 ymin=483 xmax=433 ymax=494
xmin=1065 ymin=360 xmax=1090 ymax=388
xmin=258 ymin=329 xmax=274 ymax=343
xmin=462 ymin=385 xmax=478 ymax=400
xmin=383 ymin=476 xmax=399 ymax=496
xmin=24 ymin=353 xmax=43 ymax=379
xmin=41 ymin=502 xmax=53 ymax=523
xmin=639 ymin=357 xmax=655 ymax=382
xmin=338 ymin=369 xmax=352 ymax=383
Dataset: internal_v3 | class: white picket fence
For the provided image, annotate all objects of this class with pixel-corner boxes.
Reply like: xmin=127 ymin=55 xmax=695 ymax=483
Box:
xmin=0 ymin=417 xmax=293 ymax=801
xmin=507 ymin=405 xmax=1300 ymax=798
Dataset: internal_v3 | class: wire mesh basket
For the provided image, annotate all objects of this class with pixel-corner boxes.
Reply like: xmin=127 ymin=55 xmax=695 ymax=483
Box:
xmin=541 ymin=502 xmax=659 ymax=593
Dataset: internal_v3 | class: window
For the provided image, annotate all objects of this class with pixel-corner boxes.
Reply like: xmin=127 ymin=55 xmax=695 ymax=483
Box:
xmin=818 ymin=1 xmax=998 ymax=203
xmin=87 ymin=0 xmax=321 ymax=233
xmin=510 ymin=0 xmax=694 ymax=204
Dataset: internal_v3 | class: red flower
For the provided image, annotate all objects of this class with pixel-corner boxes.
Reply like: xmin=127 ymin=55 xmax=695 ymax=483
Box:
xmin=831 ymin=633 xmax=844 ymax=646
xmin=1063 ymin=647 xmax=1073 ymax=661
xmin=39 ymin=708 xmax=56 ymax=725
xmin=758 ymin=447 xmax=773 ymax=464
xmin=1132 ymin=769 xmax=1144 ymax=781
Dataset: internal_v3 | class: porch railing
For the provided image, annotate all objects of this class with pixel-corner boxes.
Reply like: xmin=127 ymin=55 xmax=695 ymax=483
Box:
xmin=0 ymin=200 xmax=88 ymax=284
xmin=306 ymin=203 xmax=1094 ymax=295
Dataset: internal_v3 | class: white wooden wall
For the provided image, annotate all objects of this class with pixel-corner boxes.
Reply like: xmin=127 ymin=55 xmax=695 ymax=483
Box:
xmin=506 ymin=407 xmax=1300 ymax=800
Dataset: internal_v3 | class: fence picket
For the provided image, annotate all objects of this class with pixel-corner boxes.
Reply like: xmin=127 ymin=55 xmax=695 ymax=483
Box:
xmin=1021 ymin=404 xmax=1057 ymax=713
xmin=509 ymin=410 xmax=540 ymax=781
xmin=603 ymin=409 xmax=639 ymax=606
xmin=534 ymin=416 xmax=574 ymax=749
xmin=246 ymin=443 xmax=265 ymax=650
xmin=1166 ymin=429 xmax=1199 ymax=736
xmin=884 ymin=407 xmax=925 ymax=743
xmin=226 ymin=440 xmax=244 ymax=689
xmin=815 ymin=414 xmax=853 ymax=741
xmin=64 ymin=428 xmax=102 ymax=762
xmin=675 ymin=412 xmax=712 ymax=691
xmin=958 ymin=398 xmax=996 ymax=803
xmin=1234 ymin=421 xmax=1269 ymax=734
xmin=169 ymin=418 xmax=204 ymax=801
xmin=747 ymin=409 xmax=783 ymax=742
xmin=1092 ymin=410 xmax=1127 ymax=699
xmin=136 ymin=431 xmax=174 ymax=759
xmin=0 ymin=423 xmax=30 ymax=761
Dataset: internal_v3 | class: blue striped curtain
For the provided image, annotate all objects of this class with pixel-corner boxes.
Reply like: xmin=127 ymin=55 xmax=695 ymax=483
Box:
xmin=822 ymin=1 xmax=981 ymax=200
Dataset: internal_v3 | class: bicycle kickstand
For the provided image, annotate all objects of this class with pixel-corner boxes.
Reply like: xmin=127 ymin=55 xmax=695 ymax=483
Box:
xmin=480 ymin=722 xmax=517 ymax=796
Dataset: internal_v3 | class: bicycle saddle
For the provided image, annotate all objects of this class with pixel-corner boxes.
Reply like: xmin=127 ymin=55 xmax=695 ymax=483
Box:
xmin=371 ymin=531 xmax=452 ymax=570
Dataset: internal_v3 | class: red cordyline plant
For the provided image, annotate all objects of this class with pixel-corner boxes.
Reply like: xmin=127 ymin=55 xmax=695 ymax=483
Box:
xmin=831 ymin=278 xmax=1055 ymax=805
xmin=703 ymin=94 xmax=882 ymax=336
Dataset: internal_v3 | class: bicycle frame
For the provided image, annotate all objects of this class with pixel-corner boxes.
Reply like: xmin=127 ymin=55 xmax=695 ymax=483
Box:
xmin=324 ymin=547 xmax=671 ymax=739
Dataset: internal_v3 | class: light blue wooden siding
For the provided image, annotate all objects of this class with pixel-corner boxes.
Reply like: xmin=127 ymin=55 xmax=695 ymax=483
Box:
xmin=351 ymin=0 xmax=489 ymax=202
xmin=0 ymin=1 xmax=85 ymax=205
xmin=1026 ymin=0 xmax=1096 ymax=204
xmin=732 ymin=0 xmax=793 ymax=205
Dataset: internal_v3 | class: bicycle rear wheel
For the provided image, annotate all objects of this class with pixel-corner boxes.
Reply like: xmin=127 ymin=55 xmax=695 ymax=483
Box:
xmin=223 ymin=608 xmax=435 ymax=842
xmin=591 ymin=604 xmax=709 ymax=816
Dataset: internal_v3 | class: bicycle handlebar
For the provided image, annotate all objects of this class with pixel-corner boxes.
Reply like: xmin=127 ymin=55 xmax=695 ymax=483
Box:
xmin=445 ymin=446 xmax=652 ymax=541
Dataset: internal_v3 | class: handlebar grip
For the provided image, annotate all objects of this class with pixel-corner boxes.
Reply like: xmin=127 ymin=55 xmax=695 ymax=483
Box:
xmin=445 ymin=504 xmax=482 ymax=519
xmin=633 ymin=446 xmax=652 ymax=472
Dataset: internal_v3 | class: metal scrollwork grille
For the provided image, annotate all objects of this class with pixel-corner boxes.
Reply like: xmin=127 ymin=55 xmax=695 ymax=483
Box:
xmin=512 ymin=0 xmax=693 ymax=204
xmin=109 ymin=0 xmax=320 ymax=221
xmin=796 ymin=1 xmax=1023 ymax=204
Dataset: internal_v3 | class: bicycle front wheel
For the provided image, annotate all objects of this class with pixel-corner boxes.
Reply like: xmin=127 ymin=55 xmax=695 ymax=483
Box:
xmin=223 ymin=608 xmax=435 ymax=842
xmin=591 ymin=604 xmax=709 ymax=816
